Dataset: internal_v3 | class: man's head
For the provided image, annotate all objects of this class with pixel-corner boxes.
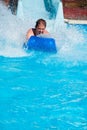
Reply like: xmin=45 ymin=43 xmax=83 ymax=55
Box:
xmin=35 ymin=19 xmax=47 ymax=35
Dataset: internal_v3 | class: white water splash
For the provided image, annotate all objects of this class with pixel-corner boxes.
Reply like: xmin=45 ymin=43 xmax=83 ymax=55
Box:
xmin=0 ymin=1 xmax=87 ymax=62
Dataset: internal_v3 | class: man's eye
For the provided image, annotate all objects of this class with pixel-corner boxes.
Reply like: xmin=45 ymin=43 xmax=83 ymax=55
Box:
xmin=38 ymin=28 xmax=45 ymax=30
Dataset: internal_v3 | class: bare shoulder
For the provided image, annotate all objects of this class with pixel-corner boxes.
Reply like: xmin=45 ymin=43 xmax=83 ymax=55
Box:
xmin=44 ymin=30 xmax=49 ymax=34
xmin=27 ymin=28 xmax=33 ymax=33
xmin=26 ymin=28 xmax=34 ymax=39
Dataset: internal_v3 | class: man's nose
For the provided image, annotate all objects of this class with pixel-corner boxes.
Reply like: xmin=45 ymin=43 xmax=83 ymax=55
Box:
xmin=39 ymin=30 xmax=43 ymax=33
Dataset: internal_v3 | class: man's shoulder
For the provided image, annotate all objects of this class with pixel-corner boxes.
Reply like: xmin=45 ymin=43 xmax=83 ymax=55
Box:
xmin=44 ymin=30 xmax=49 ymax=34
xmin=27 ymin=28 xmax=34 ymax=35
xmin=27 ymin=28 xmax=33 ymax=32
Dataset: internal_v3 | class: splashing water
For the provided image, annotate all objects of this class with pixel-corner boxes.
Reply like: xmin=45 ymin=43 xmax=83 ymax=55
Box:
xmin=0 ymin=2 xmax=87 ymax=130
xmin=0 ymin=1 xmax=87 ymax=63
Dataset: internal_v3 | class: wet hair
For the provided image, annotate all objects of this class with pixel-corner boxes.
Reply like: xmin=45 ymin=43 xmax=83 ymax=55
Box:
xmin=35 ymin=19 xmax=46 ymax=28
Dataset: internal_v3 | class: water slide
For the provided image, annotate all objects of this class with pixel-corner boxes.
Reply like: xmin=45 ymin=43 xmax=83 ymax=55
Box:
xmin=17 ymin=0 xmax=49 ymax=20
xmin=54 ymin=0 xmax=64 ymax=29
xmin=17 ymin=0 xmax=63 ymax=32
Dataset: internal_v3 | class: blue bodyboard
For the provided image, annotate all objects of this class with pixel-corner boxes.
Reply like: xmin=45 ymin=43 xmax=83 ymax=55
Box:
xmin=25 ymin=36 xmax=57 ymax=53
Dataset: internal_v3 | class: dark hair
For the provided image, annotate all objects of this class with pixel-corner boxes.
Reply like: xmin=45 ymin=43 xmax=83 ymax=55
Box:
xmin=35 ymin=19 xmax=46 ymax=28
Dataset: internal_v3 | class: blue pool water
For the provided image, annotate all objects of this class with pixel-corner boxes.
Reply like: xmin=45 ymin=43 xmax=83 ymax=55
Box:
xmin=0 ymin=2 xmax=87 ymax=130
xmin=0 ymin=50 xmax=87 ymax=130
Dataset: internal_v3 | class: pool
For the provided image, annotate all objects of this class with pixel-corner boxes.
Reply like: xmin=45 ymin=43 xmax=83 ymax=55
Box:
xmin=0 ymin=2 xmax=87 ymax=130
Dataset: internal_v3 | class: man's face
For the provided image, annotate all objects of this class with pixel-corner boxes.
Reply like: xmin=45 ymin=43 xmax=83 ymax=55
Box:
xmin=36 ymin=23 xmax=45 ymax=35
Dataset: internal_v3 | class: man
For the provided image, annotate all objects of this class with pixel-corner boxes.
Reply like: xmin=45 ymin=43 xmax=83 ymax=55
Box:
xmin=26 ymin=19 xmax=49 ymax=40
